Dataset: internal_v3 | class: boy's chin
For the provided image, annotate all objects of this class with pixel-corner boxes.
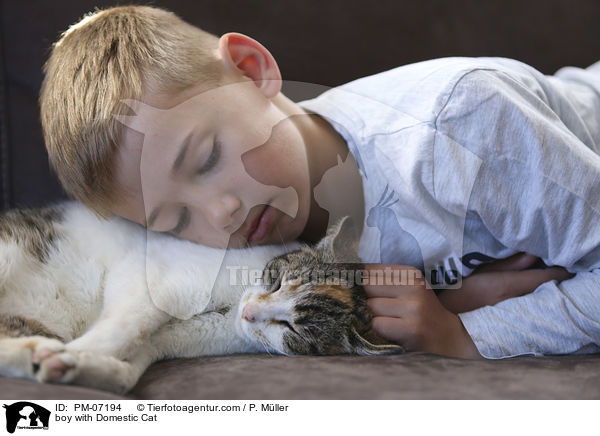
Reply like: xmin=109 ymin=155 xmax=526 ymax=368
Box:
xmin=225 ymin=235 xmax=249 ymax=249
xmin=226 ymin=233 xmax=266 ymax=249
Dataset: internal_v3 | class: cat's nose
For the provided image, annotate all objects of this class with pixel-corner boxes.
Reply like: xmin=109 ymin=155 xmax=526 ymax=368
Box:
xmin=242 ymin=304 xmax=256 ymax=322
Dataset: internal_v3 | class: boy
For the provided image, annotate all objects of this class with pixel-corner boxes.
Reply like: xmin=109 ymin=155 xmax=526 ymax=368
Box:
xmin=39 ymin=6 xmax=596 ymax=360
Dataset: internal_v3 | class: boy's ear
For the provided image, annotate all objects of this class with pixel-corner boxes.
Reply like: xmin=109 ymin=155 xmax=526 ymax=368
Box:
xmin=217 ymin=32 xmax=282 ymax=98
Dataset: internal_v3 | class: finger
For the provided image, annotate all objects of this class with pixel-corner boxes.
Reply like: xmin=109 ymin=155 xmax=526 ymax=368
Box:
xmin=363 ymin=282 xmax=428 ymax=298
xmin=501 ymin=267 xmax=574 ymax=295
xmin=371 ymin=316 xmax=413 ymax=346
xmin=474 ymin=252 xmax=540 ymax=274
xmin=362 ymin=264 xmax=426 ymax=298
xmin=367 ymin=297 xmax=408 ymax=318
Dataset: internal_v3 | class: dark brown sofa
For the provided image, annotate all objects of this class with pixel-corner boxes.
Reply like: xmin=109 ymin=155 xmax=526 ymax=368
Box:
xmin=1 ymin=0 xmax=600 ymax=400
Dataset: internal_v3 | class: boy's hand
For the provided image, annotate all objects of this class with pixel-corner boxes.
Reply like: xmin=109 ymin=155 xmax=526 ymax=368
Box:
xmin=364 ymin=254 xmax=574 ymax=359
xmin=437 ymin=252 xmax=574 ymax=314
xmin=364 ymin=264 xmax=482 ymax=359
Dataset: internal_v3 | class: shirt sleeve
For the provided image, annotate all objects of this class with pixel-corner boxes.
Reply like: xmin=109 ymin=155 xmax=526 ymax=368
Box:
xmin=433 ymin=67 xmax=600 ymax=358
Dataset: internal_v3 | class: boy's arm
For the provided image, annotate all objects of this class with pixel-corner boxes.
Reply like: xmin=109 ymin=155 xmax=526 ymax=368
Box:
xmin=436 ymin=252 xmax=573 ymax=314
xmin=457 ymin=268 xmax=600 ymax=358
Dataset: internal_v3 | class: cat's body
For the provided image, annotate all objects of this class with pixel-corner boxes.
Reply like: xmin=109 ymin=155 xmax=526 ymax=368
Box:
xmin=0 ymin=201 xmax=400 ymax=394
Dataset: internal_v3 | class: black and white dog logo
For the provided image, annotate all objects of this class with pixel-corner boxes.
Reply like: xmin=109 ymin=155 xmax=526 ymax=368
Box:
xmin=3 ymin=402 xmax=50 ymax=433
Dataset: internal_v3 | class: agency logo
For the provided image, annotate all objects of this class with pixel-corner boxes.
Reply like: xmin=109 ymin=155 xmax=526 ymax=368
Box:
xmin=2 ymin=402 xmax=50 ymax=434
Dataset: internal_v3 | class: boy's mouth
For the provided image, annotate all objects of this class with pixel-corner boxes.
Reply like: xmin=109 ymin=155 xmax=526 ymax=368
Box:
xmin=244 ymin=204 xmax=275 ymax=244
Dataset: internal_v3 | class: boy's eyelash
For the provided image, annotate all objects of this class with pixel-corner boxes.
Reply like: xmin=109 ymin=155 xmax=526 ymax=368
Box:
xmin=171 ymin=207 xmax=190 ymax=234
xmin=197 ymin=140 xmax=221 ymax=175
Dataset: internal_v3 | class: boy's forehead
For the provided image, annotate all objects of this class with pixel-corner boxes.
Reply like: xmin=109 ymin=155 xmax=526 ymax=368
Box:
xmin=119 ymin=93 xmax=210 ymax=134
xmin=115 ymin=79 xmax=248 ymax=140
xmin=145 ymin=78 xmax=220 ymax=109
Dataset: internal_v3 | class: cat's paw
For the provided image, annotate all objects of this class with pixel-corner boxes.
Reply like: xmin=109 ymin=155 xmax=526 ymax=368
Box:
xmin=0 ymin=335 xmax=65 ymax=379
xmin=35 ymin=351 xmax=77 ymax=383
xmin=31 ymin=338 xmax=65 ymax=366
xmin=34 ymin=350 xmax=132 ymax=394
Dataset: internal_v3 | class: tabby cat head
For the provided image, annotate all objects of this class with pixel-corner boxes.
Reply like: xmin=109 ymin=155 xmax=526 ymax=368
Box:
xmin=236 ymin=216 xmax=404 ymax=356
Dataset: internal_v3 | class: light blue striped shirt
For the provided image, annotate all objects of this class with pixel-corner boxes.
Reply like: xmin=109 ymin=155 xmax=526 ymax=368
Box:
xmin=299 ymin=57 xmax=600 ymax=358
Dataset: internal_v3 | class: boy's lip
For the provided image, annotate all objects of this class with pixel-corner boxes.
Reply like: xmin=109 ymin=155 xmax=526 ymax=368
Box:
xmin=243 ymin=204 xmax=269 ymax=241
xmin=245 ymin=204 xmax=275 ymax=244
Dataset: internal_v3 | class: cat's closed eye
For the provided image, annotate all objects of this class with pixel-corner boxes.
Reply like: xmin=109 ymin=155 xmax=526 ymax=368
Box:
xmin=270 ymin=280 xmax=282 ymax=292
xmin=273 ymin=319 xmax=295 ymax=332
xmin=263 ymin=256 xmax=293 ymax=292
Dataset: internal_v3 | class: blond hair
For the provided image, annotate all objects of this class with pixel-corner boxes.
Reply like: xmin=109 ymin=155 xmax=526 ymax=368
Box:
xmin=39 ymin=5 xmax=222 ymax=218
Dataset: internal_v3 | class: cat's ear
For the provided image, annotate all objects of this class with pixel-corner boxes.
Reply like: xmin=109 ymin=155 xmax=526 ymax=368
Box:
xmin=316 ymin=215 xmax=361 ymax=263
xmin=349 ymin=327 xmax=404 ymax=355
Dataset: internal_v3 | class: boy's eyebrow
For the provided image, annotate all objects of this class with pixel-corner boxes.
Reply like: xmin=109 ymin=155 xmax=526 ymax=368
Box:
xmin=147 ymin=131 xmax=193 ymax=228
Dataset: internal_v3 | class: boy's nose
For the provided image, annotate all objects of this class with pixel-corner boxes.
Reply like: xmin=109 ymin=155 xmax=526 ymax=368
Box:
xmin=204 ymin=194 xmax=242 ymax=230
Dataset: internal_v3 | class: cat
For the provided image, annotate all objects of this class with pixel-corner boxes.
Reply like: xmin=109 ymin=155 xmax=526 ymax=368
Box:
xmin=0 ymin=200 xmax=400 ymax=394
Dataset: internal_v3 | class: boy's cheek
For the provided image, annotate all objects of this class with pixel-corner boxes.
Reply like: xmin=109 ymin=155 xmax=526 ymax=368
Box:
xmin=240 ymin=143 xmax=290 ymax=186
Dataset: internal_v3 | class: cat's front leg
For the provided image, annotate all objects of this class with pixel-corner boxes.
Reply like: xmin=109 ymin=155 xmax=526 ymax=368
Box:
xmin=30 ymin=313 xmax=236 ymax=394
xmin=33 ymin=309 xmax=255 ymax=394
xmin=0 ymin=333 xmax=153 ymax=394
xmin=34 ymin=345 xmax=158 ymax=395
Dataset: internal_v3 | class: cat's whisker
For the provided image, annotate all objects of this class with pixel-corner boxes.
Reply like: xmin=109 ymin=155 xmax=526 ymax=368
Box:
xmin=275 ymin=226 xmax=289 ymax=253
xmin=257 ymin=336 xmax=272 ymax=355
